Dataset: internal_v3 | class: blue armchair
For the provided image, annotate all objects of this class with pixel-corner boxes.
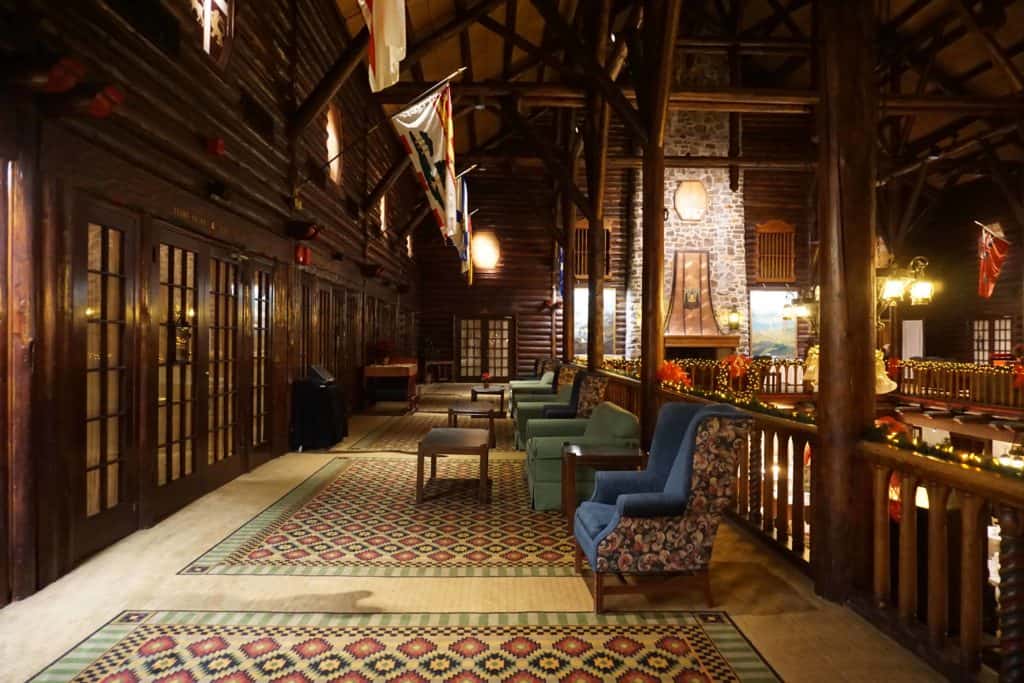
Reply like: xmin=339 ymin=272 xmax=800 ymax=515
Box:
xmin=573 ymin=403 xmax=750 ymax=612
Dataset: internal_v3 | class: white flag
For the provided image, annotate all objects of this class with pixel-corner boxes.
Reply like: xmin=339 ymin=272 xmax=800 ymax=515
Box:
xmin=391 ymin=85 xmax=457 ymax=240
xmin=357 ymin=0 xmax=406 ymax=92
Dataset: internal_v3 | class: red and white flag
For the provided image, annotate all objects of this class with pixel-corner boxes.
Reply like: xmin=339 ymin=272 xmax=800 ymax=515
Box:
xmin=978 ymin=221 xmax=1010 ymax=299
xmin=357 ymin=0 xmax=405 ymax=92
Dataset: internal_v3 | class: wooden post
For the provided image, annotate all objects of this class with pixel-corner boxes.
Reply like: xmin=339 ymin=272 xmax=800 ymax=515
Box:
xmin=999 ymin=506 xmax=1024 ymax=681
xmin=639 ymin=0 xmax=682 ymax=442
xmin=562 ymin=113 xmax=576 ymax=363
xmin=813 ymin=0 xmax=877 ymax=601
xmin=584 ymin=0 xmax=611 ymax=371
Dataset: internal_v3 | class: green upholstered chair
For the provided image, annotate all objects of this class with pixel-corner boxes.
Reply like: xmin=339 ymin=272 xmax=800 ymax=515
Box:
xmin=513 ymin=372 xmax=587 ymax=448
xmin=524 ymin=402 xmax=641 ymax=511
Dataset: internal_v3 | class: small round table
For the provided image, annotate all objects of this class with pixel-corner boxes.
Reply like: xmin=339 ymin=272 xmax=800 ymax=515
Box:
xmin=470 ymin=385 xmax=506 ymax=415
xmin=448 ymin=401 xmax=497 ymax=448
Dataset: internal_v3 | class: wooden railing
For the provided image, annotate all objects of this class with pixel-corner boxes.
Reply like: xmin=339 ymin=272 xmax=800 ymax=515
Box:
xmin=855 ymin=441 xmax=1024 ymax=679
xmin=896 ymin=360 xmax=1024 ymax=412
xmin=597 ymin=369 xmax=815 ymax=568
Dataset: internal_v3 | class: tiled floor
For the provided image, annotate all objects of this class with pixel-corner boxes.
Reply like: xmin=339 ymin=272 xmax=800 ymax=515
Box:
xmin=0 ymin=411 xmax=941 ymax=682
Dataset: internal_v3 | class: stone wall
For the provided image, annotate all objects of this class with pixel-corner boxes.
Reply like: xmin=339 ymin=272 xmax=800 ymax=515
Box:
xmin=625 ymin=54 xmax=748 ymax=358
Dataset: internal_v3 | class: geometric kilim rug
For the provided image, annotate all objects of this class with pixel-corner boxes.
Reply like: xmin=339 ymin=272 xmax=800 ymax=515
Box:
xmin=181 ymin=458 xmax=575 ymax=577
xmin=31 ymin=610 xmax=781 ymax=682
xmin=336 ymin=414 xmax=515 ymax=453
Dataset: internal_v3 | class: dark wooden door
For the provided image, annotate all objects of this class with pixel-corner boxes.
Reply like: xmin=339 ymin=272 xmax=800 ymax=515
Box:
xmin=144 ymin=226 xmax=209 ymax=520
xmin=204 ymin=250 xmax=245 ymax=489
xmin=0 ymin=158 xmax=10 ymax=605
xmin=69 ymin=201 xmax=141 ymax=562
xmin=248 ymin=264 xmax=274 ymax=469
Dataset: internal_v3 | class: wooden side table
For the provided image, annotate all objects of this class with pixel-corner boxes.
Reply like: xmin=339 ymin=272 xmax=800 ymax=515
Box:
xmin=471 ymin=385 xmax=506 ymax=415
xmin=448 ymin=401 xmax=497 ymax=447
xmin=561 ymin=444 xmax=646 ymax=533
xmin=417 ymin=427 xmax=491 ymax=504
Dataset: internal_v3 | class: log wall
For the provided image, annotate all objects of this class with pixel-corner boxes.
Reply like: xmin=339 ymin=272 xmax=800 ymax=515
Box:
xmin=0 ymin=0 xmax=421 ymax=602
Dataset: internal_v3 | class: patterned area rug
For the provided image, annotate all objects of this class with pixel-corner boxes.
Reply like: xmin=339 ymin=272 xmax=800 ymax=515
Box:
xmin=32 ymin=610 xmax=779 ymax=682
xmin=338 ymin=413 xmax=515 ymax=452
xmin=182 ymin=458 xmax=573 ymax=577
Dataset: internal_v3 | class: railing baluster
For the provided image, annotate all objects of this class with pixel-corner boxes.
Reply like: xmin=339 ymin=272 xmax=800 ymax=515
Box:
xmin=998 ymin=506 xmax=1024 ymax=681
xmin=749 ymin=428 xmax=763 ymax=528
xmin=792 ymin=435 xmax=807 ymax=558
xmin=960 ymin=493 xmax=986 ymax=674
xmin=873 ymin=465 xmax=892 ymax=607
xmin=926 ymin=483 xmax=951 ymax=649
xmin=737 ymin=431 xmax=750 ymax=517
xmin=775 ymin=432 xmax=791 ymax=547
xmin=898 ymin=474 xmax=919 ymax=621
xmin=763 ymin=429 xmax=776 ymax=538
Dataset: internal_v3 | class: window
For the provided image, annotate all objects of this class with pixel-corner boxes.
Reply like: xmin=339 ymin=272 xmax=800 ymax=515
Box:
xmin=973 ymin=318 xmax=1013 ymax=364
xmin=573 ymin=287 xmax=617 ymax=355
xmin=190 ymin=0 xmax=232 ymax=62
xmin=327 ymin=104 xmax=342 ymax=184
xmin=379 ymin=194 xmax=387 ymax=234
xmin=406 ymin=233 xmax=413 ymax=258
xmin=755 ymin=220 xmax=796 ymax=283
xmin=573 ymin=221 xmax=611 ymax=279
xmin=251 ymin=269 xmax=272 ymax=449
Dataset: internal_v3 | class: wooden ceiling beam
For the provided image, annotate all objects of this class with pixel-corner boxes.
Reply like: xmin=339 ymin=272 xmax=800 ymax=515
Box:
xmin=879 ymin=120 xmax=1021 ymax=185
xmin=501 ymin=0 xmax=517 ymax=79
xmin=476 ymin=15 xmax=577 ymax=78
xmin=676 ymin=37 xmax=811 ymax=56
xmin=453 ymin=0 xmax=479 ymax=150
xmin=460 ymin=153 xmax=816 ymax=170
xmin=288 ymin=28 xmax=368 ymax=138
xmin=528 ymin=0 xmax=648 ymax=147
xmin=401 ymin=0 xmax=509 ymax=72
xmin=952 ymin=0 xmax=1024 ymax=92
xmin=501 ymin=99 xmax=594 ymax=227
xmin=740 ymin=0 xmax=810 ymax=39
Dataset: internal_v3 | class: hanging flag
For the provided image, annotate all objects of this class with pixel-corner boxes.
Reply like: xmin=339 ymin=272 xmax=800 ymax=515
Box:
xmin=557 ymin=247 xmax=565 ymax=298
xmin=391 ymin=85 xmax=457 ymax=240
xmin=357 ymin=0 xmax=406 ymax=93
xmin=978 ymin=221 xmax=1010 ymax=298
xmin=455 ymin=178 xmax=473 ymax=284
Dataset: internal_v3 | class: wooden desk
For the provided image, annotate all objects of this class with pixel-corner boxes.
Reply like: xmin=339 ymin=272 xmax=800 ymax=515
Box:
xmin=417 ymin=428 xmax=491 ymax=504
xmin=363 ymin=363 xmax=418 ymax=411
xmin=561 ymin=444 xmax=645 ymax=533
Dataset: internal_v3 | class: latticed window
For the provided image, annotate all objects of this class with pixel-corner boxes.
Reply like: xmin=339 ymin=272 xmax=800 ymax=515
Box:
xmin=573 ymin=222 xmax=611 ymax=279
xmin=190 ymin=0 xmax=232 ymax=62
xmin=973 ymin=318 xmax=1013 ymax=364
xmin=755 ymin=220 xmax=796 ymax=283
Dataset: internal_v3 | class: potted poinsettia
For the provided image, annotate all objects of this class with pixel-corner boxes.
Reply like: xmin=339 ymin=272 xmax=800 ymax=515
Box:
xmin=481 ymin=371 xmax=491 ymax=388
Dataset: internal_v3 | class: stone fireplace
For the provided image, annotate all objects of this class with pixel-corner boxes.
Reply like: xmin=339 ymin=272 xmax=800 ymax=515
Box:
xmin=625 ymin=53 xmax=748 ymax=358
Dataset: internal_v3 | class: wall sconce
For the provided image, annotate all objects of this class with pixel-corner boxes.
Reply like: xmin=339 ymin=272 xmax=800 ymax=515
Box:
xmin=726 ymin=309 xmax=741 ymax=331
xmin=171 ymin=307 xmax=195 ymax=364
xmin=294 ymin=244 xmax=312 ymax=266
xmin=472 ymin=231 xmax=500 ymax=270
xmin=674 ymin=179 xmax=708 ymax=221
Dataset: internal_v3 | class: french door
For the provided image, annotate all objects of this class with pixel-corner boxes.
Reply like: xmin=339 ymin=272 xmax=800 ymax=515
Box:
xmin=457 ymin=316 xmax=514 ymax=381
xmin=205 ymin=250 xmax=245 ymax=488
xmin=70 ymin=202 xmax=141 ymax=562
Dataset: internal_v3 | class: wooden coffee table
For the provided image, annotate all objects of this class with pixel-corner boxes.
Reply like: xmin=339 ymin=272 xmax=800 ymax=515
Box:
xmin=561 ymin=444 xmax=646 ymax=533
xmin=471 ymin=385 xmax=505 ymax=415
xmin=417 ymin=427 xmax=491 ymax=504
xmin=448 ymin=401 xmax=497 ymax=447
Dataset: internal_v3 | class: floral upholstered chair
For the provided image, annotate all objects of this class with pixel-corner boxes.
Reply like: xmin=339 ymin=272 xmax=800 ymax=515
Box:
xmin=572 ymin=403 xmax=750 ymax=612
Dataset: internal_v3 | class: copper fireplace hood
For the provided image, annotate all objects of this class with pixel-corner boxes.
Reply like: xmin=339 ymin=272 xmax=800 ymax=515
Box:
xmin=663 ymin=251 xmax=740 ymax=354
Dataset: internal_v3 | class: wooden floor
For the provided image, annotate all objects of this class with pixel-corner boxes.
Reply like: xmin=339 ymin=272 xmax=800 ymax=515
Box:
xmin=0 ymin=407 xmax=941 ymax=682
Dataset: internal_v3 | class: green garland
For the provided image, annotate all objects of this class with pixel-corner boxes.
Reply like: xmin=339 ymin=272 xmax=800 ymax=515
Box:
xmin=863 ymin=426 xmax=1024 ymax=480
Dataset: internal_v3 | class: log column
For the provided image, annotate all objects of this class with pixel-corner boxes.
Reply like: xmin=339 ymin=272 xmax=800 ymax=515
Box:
xmin=999 ymin=506 xmax=1024 ymax=681
xmin=813 ymin=0 xmax=877 ymax=601
xmin=562 ymin=113 xmax=576 ymax=363
xmin=639 ymin=0 xmax=682 ymax=442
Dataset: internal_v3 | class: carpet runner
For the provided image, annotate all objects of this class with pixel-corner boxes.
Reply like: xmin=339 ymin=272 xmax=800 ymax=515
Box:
xmin=32 ymin=610 xmax=779 ymax=682
xmin=337 ymin=413 xmax=515 ymax=452
xmin=182 ymin=458 xmax=573 ymax=577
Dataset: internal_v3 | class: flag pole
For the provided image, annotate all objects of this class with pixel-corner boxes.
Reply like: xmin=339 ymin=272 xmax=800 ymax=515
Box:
xmin=295 ymin=67 xmax=467 ymax=192
xmin=456 ymin=163 xmax=478 ymax=179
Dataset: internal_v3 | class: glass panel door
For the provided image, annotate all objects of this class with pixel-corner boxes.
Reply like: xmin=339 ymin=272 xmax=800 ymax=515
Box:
xmin=71 ymin=202 xmax=140 ymax=562
xmin=207 ymin=256 xmax=240 ymax=468
xmin=156 ymin=241 xmax=200 ymax=487
xmin=487 ymin=319 xmax=510 ymax=378
xmin=459 ymin=318 xmax=482 ymax=378
xmin=251 ymin=268 xmax=272 ymax=450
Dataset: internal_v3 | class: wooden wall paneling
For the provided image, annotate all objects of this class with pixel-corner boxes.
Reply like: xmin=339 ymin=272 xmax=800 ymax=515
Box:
xmin=7 ymin=114 xmax=38 ymax=599
xmin=271 ymin=263 xmax=292 ymax=457
xmin=0 ymin=141 xmax=10 ymax=605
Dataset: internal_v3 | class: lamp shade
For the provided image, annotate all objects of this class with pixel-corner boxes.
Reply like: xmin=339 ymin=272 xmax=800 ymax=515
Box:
xmin=674 ymin=180 xmax=708 ymax=221
xmin=472 ymin=232 xmax=500 ymax=270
